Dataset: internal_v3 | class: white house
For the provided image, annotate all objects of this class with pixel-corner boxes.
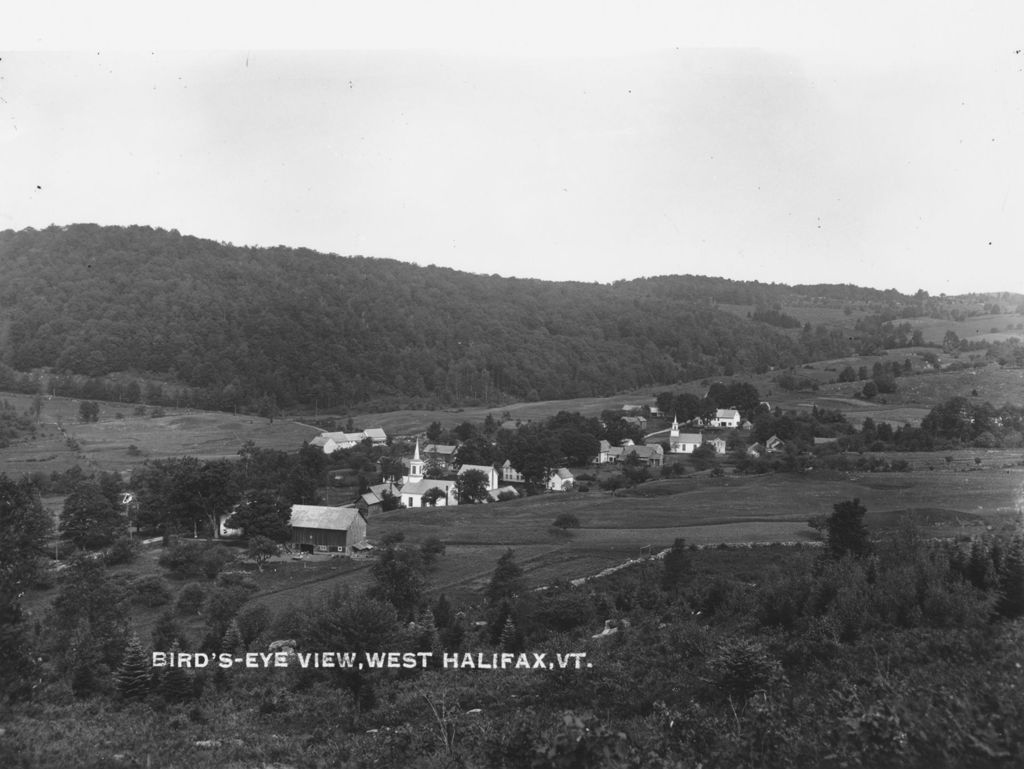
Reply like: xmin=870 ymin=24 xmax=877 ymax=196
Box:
xmin=546 ymin=468 xmax=575 ymax=491
xmin=668 ymin=416 xmax=703 ymax=454
xmin=501 ymin=459 xmax=525 ymax=483
xmin=311 ymin=428 xmax=389 ymax=454
xmin=708 ymin=409 xmax=741 ymax=429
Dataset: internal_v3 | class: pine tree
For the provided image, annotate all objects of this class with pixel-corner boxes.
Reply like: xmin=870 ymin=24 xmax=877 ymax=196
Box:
xmin=499 ymin=615 xmax=521 ymax=653
xmin=221 ymin=619 xmax=245 ymax=655
xmin=115 ymin=633 xmax=152 ymax=700
xmin=159 ymin=640 xmax=193 ymax=702
xmin=826 ymin=498 xmax=870 ymax=558
xmin=486 ymin=549 xmax=525 ymax=606
xmin=997 ymin=535 xmax=1024 ymax=619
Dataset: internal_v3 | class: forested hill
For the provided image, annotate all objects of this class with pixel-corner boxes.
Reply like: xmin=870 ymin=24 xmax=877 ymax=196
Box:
xmin=0 ymin=224 xmax=878 ymax=412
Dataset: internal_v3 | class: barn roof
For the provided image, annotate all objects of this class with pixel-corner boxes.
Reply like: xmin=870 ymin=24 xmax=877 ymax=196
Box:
xmin=290 ymin=504 xmax=363 ymax=531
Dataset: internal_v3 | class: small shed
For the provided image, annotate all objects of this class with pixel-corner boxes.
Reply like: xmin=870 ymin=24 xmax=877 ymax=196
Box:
xmin=290 ymin=504 xmax=367 ymax=555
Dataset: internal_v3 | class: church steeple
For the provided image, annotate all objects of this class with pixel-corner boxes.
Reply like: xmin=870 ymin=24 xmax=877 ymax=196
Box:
xmin=671 ymin=414 xmax=680 ymax=437
xmin=409 ymin=438 xmax=424 ymax=481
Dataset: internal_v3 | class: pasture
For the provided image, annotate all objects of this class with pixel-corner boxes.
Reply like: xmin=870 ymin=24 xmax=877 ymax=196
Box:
xmin=0 ymin=391 xmax=320 ymax=477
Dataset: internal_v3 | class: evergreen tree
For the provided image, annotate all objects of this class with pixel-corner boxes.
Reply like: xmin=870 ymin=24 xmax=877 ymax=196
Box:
xmin=151 ymin=609 xmax=187 ymax=650
xmin=825 ymin=498 xmax=870 ymax=558
xmin=221 ymin=619 xmax=245 ymax=655
xmin=159 ymin=640 xmax=193 ymax=702
xmin=114 ymin=633 xmax=152 ymax=700
xmin=499 ymin=615 xmax=521 ymax=653
xmin=997 ymin=535 xmax=1024 ymax=619
xmin=661 ymin=538 xmax=691 ymax=592
xmin=486 ymin=549 xmax=525 ymax=606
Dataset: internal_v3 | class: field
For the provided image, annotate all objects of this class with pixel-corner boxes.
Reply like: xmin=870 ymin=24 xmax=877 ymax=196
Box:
xmin=0 ymin=391 xmax=321 ymax=477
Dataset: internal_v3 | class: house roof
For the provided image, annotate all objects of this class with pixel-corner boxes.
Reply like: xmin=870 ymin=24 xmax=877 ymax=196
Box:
xmin=672 ymin=433 xmax=703 ymax=443
xmin=555 ymin=468 xmax=574 ymax=479
xmin=290 ymin=505 xmax=363 ymax=531
xmin=401 ymin=479 xmax=457 ymax=497
xmin=626 ymin=445 xmax=663 ymax=459
xmin=458 ymin=464 xmax=495 ymax=476
xmin=363 ymin=428 xmax=388 ymax=442
xmin=715 ymin=409 xmax=741 ymax=420
xmin=488 ymin=485 xmax=519 ymax=501
xmin=424 ymin=443 xmax=458 ymax=456
xmin=360 ymin=492 xmax=381 ymax=507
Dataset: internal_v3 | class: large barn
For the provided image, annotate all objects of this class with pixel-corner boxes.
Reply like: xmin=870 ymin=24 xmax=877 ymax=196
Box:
xmin=290 ymin=504 xmax=367 ymax=555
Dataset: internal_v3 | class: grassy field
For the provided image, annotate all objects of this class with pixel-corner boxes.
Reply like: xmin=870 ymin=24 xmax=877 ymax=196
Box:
xmin=0 ymin=391 xmax=321 ymax=477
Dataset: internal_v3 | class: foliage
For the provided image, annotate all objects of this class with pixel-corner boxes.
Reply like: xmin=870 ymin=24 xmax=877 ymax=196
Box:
xmin=419 ymin=536 xmax=446 ymax=567
xmin=455 ymin=468 xmax=490 ymax=504
xmin=486 ymin=549 xmax=526 ymax=606
xmin=368 ymin=544 xmax=426 ymax=620
xmin=661 ymin=537 xmax=691 ymax=592
xmin=226 ymin=489 xmax=292 ymax=542
xmin=114 ymin=633 xmax=152 ymax=700
xmin=77 ymin=400 xmax=100 ymax=423
xmin=0 ymin=474 xmax=50 ymax=699
xmin=59 ymin=481 xmax=127 ymax=550
xmin=175 ymin=582 xmax=206 ymax=615
xmin=825 ymin=498 xmax=871 ymax=559
xmin=552 ymin=513 xmax=580 ymax=530
xmin=246 ymin=535 xmax=280 ymax=572
xmin=50 ymin=556 xmax=130 ymax=671
xmin=131 ymin=575 xmax=173 ymax=608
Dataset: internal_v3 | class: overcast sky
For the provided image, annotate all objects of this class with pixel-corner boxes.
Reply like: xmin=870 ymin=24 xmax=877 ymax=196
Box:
xmin=2 ymin=2 xmax=1022 ymax=295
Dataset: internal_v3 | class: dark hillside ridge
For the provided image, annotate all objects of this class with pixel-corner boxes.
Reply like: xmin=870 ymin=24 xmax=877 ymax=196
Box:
xmin=0 ymin=224 xmax=997 ymax=412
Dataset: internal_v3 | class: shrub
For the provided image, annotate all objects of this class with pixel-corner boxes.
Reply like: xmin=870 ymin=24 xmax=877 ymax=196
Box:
xmin=132 ymin=575 xmax=173 ymax=607
xmin=105 ymin=536 xmax=139 ymax=566
xmin=176 ymin=582 xmax=206 ymax=615
xmin=552 ymin=513 xmax=580 ymax=530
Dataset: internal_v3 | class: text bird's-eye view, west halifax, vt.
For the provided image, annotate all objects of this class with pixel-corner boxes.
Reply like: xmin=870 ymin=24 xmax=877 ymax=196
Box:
xmin=2 ymin=15 xmax=1024 ymax=769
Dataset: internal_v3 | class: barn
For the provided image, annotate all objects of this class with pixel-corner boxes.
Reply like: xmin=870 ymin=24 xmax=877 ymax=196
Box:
xmin=290 ymin=504 xmax=367 ymax=555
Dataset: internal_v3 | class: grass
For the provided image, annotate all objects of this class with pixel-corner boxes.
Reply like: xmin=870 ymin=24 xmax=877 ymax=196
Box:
xmin=0 ymin=391 xmax=321 ymax=476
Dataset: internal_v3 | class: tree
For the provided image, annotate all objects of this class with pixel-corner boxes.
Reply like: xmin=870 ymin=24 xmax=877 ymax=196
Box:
xmin=420 ymin=536 xmax=446 ymax=567
xmin=558 ymin=429 xmax=600 ymax=467
xmin=60 ymin=481 xmax=126 ymax=550
xmin=825 ymin=498 xmax=870 ymax=558
xmin=159 ymin=639 xmax=194 ymax=702
xmin=456 ymin=469 xmax=490 ymax=504
xmin=247 ymin=535 xmax=280 ymax=572
xmin=51 ymin=556 xmax=130 ymax=672
xmin=421 ymin=487 xmax=447 ymax=507
xmin=114 ymin=633 xmax=152 ymax=700
xmin=507 ymin=424 xmax=563 ymax=491
xmin=78 ymin=400 xmax=100 ymax=423
xmin=0 ymin=475 xmax=50 ymax=699
xmin=226 ymin=489 xmax=291 ymax=542
xmin=486 ymin=549 xmax=525 ymax=606
xmin=662 ymin=538 xmax=691 ymax=592
xmin=133 ymin=457 xmax=240 ymax=538
xmin=369 ymin=545 xmax=426 ymax=620
xmin=997 ymin=535 xmax=1024 ymax=619
xmin=552 ymin=513 xmax=580 ymax=530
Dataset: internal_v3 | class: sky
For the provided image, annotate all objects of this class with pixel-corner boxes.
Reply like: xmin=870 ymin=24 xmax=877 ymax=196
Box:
xmin=1 ymin=2 xmax=1022 ymax=295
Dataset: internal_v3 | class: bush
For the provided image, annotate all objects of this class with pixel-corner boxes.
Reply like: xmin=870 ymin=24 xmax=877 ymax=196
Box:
xmin=552 ymin=513 xmax=580 ymax=530
xmin=176 ymin=582 xmax=206 ymax=615
xmin=132 ymin=575 xmax=173 ymax=607
xmin=105 ymin=536 xmax=139 ymax=566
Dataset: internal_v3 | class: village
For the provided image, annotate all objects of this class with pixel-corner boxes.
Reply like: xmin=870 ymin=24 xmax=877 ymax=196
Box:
xmin=259 ymin=400 xmax=791 ymax=558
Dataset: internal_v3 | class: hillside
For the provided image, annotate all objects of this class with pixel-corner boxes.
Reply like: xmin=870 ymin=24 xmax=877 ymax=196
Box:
xmin=0 ymin=224 xmax=1019 ymax=414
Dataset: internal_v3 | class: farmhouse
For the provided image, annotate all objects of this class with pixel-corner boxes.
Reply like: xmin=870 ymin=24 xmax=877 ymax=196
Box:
xmin=765 ymin=434 xmax=786 ymax=453
xmin=290 ymin=504 xmax=367 ymax=555
xmin=707 ymin=409 xmax=741 ymax=429
xmin=546 ymin=467 xmax=575 ymax=491
xmin=310 ymin=427 xmax=389 ymax=454
xmin=668 ymin=416 xmax=703 ymax=454
xmin=596 ymin=440 xmax=664 ymax=467
xmin=501 ymin=459 xmax=525 ymax=483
